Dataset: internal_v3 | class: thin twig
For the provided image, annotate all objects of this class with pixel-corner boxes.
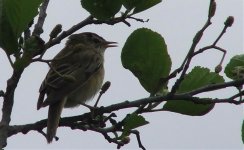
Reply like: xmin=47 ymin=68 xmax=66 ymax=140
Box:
xmin=193 ymin=46 xmax=226 ymax=65
xmin=6 ymin=54 xmax=14 ymax=68
xmin=0 ymin=90 xmax=5 ymax=97
xmin=213 ymin=26 xmax=228 ymax=46
xmin=192 ymin=20 xmax=230 ymax=67
xmin=128 ymin=16 xmax=149 ymax=23
xmin=227 ymin=90 xmax=244 ymax=101
xmin=94 ymin=81 xmax=111 ymax=108
xmin=32 ymin=58 xmax=52 ymax=63
xmin=37 ymin=130 xmax=47 ymax=140
xmin=131 ymin=130 xmax=146 ymax=150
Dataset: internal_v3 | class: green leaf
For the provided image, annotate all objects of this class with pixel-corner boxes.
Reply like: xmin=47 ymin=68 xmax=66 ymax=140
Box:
xmin=242 ymin=120 xmax=244 ymax=144
xmin=81 ymin=0 xmax=122 ymax=20
xmin=120 ymin=113 xmax=148 ymax=139
xmin=163 ymin=99 xmax=215 ymax=116
xmin=0 ymin=0 xmax=42 ymax=54
xmin=224 ymin=54 xmax=244 ymax=80
xmin=122 ymin=0 xmax=140 ymax=10
xmin=121 ymin=28 xmax=171 ymax=94
xmin=163 ymin=66 xmax=225 ymax=116
xmin=122 ymin=0 xmax=161 ymax=14
xmin=177 ymin=66 xmax=225 ymax=93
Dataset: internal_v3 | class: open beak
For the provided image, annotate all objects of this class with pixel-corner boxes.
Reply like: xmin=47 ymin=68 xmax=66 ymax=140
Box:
xmin=104 ymin=41 xmax=117 ymax=48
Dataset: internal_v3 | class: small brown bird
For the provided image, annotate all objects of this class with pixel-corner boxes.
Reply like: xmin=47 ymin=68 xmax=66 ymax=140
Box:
xmin=37 ymin=32 xmax=116 ymax=143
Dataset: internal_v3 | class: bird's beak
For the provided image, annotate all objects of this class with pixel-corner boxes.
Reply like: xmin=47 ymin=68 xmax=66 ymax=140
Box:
xmin=104 ymin=41 xmax=117 ymax=48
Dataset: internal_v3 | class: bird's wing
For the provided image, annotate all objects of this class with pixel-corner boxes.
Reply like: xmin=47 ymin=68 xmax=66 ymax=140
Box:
xmin=37 ymin=63 xmax=80 ymax=109
xmin=37 ymin=46 xmax=103 ymax=108
xmin=45 ymin=63 xmax=81 ymax=89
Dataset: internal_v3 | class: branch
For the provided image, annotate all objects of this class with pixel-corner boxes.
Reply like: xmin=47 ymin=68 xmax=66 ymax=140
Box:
xmin=193 ymin=46 xmax=226 ymax=66
xmin=228 ymin=90 xmax=244 ymax=101
xmin=168 ymin=2 xmax=234 ymax=96
xmin=2 ymin=0 xmax=240 ymax=149
xmin=169 ymin=0 xmax=218 ymax=94
xmin=40 ymin=14 xmax=145 ymax=57
xmin=32 ymin=0 xmax=50 ymax=36
xmin=170 ymin=16 xmax=212 ymax=95
xmin=8 ymin=85 xmax=244 ymax=137
xmin=0 ymin=2 xmax=51 ymax=146
xmin=184 ymin=79 xmax=244 ymax=96
xmin=192 ymin=17 xmax=234 ymax=67
xmin=6 ymin=80 xmax=244 ymax=149
xmin=0 ymin=90 xmax=4 ymax=97
xmin=128 ymin=16 xmax=149 ymax=23
xmin=44 ymin=15 xmax=122 ymax=50
xmin=0 ymin=69 xmax=24 ymax=148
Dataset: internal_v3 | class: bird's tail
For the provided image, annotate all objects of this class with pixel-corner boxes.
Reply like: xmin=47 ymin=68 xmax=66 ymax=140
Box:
xmin=46 ymin=98 xmax=67 ymax=143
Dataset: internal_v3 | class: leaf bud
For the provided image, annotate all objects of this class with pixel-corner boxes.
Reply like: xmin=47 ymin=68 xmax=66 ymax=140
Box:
xmin=121 ymin=136 xmax=130 ymax=144
xmin=215 ymin=64 xmax=222 ymax=73
xmin=224 ymin=16 xmax=234 ymax=27
xmin=101 ymin=81 xmax=111 ymax=94
xmin=49 ymin=24 xmax=62 ymax=39
xmin=208 ymin=0 xmax=216 ymax=18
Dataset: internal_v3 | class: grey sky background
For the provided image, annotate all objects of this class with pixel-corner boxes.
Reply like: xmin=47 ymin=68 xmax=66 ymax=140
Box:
xmin=0 ymin=0 xmax=243 ymax=149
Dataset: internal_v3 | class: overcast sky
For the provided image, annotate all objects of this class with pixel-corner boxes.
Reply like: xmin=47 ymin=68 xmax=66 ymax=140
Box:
xmin=0 ymin=0 xmax=243 ymax=149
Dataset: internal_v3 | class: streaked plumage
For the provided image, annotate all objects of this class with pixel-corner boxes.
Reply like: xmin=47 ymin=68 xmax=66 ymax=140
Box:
xmin=37 ymin=32 xmax=116 ymax=143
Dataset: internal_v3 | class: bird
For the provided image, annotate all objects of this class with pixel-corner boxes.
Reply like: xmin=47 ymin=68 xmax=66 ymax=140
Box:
xmin=37 ymin=32 xmax=117 ymax=143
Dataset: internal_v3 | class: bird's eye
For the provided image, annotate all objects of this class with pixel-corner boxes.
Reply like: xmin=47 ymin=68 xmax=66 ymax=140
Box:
xmin=93 ymin=38 xmax=100 ymax=43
